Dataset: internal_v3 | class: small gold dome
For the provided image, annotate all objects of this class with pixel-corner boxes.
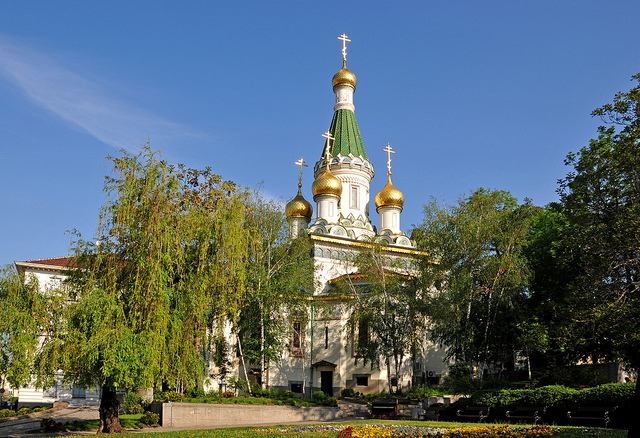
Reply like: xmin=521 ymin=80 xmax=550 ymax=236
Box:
xmin=375 ymin=174 xmax=404 ymax=212
xmin=332 ymin=60 xmax=357 ymax=90
xmin=286 ymin=187 xmax=313 ymax=219
xmin=312 ymin=167 xmax=343 ymax=199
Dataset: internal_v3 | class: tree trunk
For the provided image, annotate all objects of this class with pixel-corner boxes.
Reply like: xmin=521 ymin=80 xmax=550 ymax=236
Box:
xmin=235 ymin=326 xmax=252 ymax=395
xmin=260 ymin=300 xmax=266 ymax=390
xmin=386 ymin=358 xmax=392 ymax=393
xmin=97 ymin=384 xmax=125 ymax=434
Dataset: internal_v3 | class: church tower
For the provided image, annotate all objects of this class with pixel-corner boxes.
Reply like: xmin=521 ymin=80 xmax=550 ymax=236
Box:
xmin=309 ymin=34 xmax=376 ymax=240
xmin=286 ymin=34 xmax=414 ymax=248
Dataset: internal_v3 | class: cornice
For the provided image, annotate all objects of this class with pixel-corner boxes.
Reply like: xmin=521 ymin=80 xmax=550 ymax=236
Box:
xmin=309 ymin=234 xmax=429 ymax=257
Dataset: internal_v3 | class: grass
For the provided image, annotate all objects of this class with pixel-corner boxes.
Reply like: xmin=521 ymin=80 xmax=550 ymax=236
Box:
xmin=39 ymin=413 xmax=148 ymax=432
xmin=39 ymin=418 xmax=629 ymax=438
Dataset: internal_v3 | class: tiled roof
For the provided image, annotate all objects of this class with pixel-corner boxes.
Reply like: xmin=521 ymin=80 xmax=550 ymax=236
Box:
xmin=23 ymin=256 xmax=76 ymax=268
xmin=323 ymin=109 xmax=367 ymax=159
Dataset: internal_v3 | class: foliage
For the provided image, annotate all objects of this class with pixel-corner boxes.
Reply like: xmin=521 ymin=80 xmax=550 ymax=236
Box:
xmin=555 ymin=73 xmax=640 ymax=371
xmin=17 ymin=406 xmax=33 ymax=415
xmin=140 ymin=411 xmax=160 ymax=426
xmin=40 ymin=417 xmax=60 ymax=432
xmin=459 ymin=383 xmax=636 ymax=425
xmin=341 ymin=387 xmax=357 ymax=397
xmin=15 ymin=145 xmax=253 ymax=433
xmin=312 ymin=390 xmax=327 ymax=403
xmin=0 ymin=265 xmax=65 ymax=390
xmin=416 ymin=189 xmax=537 ymax=373
xmin=0 ymin=409 xmax=15 ymax=418
xmin=154 ymin=391 xmax=183 ymax=402
xmin=335 ymin=240 xmax=423 ymax=393
xmin=123 ymin=391 xmax=144 ymax=414
xmin=228 ymin=376 xmax=250 ymax=394
xmin=236 ymin=194 xmax=315 ymax=388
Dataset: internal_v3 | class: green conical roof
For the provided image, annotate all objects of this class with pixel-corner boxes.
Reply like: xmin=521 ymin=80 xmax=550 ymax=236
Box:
xmin=322 ymin=109 xmax=368 ymax=160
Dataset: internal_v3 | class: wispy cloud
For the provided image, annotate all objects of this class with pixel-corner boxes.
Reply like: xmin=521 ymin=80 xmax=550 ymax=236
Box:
xmin=0 ymin=36 xmax=206 ymax=149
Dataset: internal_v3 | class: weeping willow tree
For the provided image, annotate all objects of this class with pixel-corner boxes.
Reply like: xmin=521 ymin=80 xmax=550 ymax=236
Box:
xmin=36 ymin=145 xmax=252 ymax=433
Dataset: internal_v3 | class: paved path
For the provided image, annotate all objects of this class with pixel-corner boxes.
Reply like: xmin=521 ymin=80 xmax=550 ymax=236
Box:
xmin=0 ymin=400 xmax=370 ymax=437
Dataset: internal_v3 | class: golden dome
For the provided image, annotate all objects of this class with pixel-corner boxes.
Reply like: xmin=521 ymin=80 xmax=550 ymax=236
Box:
xmin=286 ymin=186 xmax=313 ymax=219
xmin=332 ymin=60 xmax=357 ymax=90
xmin=312 ymin=166 xmax=342 ymax=199
xmin=375 ymin=174 xmax=404 ymax=211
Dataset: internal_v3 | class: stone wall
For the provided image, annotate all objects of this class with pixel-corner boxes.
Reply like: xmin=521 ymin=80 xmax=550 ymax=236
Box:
xmin=149 ymin=402 xmax=342 ymax=428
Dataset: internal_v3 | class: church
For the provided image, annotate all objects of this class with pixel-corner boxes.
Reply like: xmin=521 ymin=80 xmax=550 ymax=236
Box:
xmin=10 ymin=35 xmax=449 ymax=405
xmin=265 ymin=34 xmax=448 ymax=397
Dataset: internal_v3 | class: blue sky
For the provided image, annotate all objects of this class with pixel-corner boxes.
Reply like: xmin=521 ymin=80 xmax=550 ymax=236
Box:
xmin=2 ymin=1 xmax=640 ymax=266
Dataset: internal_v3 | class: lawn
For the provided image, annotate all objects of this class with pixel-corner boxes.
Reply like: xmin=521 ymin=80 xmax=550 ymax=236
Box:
xmin=42 ymin=419 xmax=627 ymax=438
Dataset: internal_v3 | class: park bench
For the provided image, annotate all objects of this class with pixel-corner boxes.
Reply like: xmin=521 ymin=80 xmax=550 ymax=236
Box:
xmin=371 ymin=398 xmax=398 ymax=419
xmin=422 ymin=405 xmax=447 ymax=421
xmin=505 ymin=406 xmax=546 ymax=425
xmin=567 ymin=406 xmax=617 ymax=427
xmin=456 ymin=406 xmax=490 ymax=422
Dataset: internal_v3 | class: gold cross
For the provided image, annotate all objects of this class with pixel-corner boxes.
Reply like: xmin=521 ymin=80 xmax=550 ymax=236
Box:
xmin=322 ymin=130 xmax=335 ymax=164
xmin=383 ymin=143 xmax=395 ymax=175
xmin=338 ymin=33 xmax=351 ymax=60
xmin=295 ymin=157 xmax=307 ymax=187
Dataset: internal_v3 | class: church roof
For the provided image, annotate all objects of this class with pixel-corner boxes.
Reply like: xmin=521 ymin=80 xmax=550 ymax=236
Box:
xmin=324 ymin=109 xmax=367 ymax=160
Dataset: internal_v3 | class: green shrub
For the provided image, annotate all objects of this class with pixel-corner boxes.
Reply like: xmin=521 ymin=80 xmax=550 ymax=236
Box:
xmin=323 ymin=397 xmax=339 ymax=407
xmin=17 ymin=407 xmax=33 ymax=415
xmin=140 ymin=411 xmax=159 ymax=426
xmin=283 ymin=390 xmax=295 ymax=398
xmin=163 ymin=391 xmax=183 ymax=402
xmin=341 ymin=387 xmax=356 ymax=397
xmin=0 ymin=409 xmax=16 ymax=418
xmin=32 ymin=407 xmax=48 ymax=412
xmin=40 ymin=418 xmax=60 ymax=432
xmin=129 ymin=404 xmax=144 ymax=414
xmin=251 ymin=385 xmax=270 ymax=397
xmin=578 ymin=383 xmax=636 ymax=407
xmin=123 ymin=392 xmax=144 ymax=413
xmin=312 ymin=391 xmax=327 ymax=403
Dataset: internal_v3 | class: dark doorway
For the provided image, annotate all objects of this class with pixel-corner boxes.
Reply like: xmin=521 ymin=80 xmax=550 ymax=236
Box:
xmin=320 ymin=371 xmax=333 ymax=396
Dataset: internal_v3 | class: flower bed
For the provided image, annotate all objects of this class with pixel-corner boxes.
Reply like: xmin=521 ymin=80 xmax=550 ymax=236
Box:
xmin=255 ymin=425 xmax=558 ymax=438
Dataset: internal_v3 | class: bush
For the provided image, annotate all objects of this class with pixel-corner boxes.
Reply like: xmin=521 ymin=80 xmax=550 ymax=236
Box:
xmin=156 ymin=391 xmax=182 ymax=402
xmin=140 ymin=411 xmax=159 ymax=426
xmin=0 ymin=409 xmax=15 ymax=418
xmin=123 ymin=392 xmax=144 ymax=413
xmin=40 ymin=418 xmax=60 ymax=432
xmin=341 ymin=387 xmax=356 ymax=398
xmin=17 ymin=407 xmax=33 ymax=415
xmin=312 ymin=390 xmax=327 ymax=403
xmin=323 ymin=397 xmax=339 ymax=407
xmin=129 ymin=404 xmax=144 ymax=414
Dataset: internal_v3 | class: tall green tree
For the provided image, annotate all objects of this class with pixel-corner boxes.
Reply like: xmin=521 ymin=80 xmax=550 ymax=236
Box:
xmin=523 ymin=204 xmax=581 ymax=371
xmin=236 ymin=194 xmax=315 ymax=389
xmin=416 ymin=189 xmax=537 ymax=376
xmin=556 ymin=73 xmax=640 ymax=438
xmin=41 ymin=146 xmax=250 ymax=433
xmin=335 ymin=242 xmax=422 ymax=393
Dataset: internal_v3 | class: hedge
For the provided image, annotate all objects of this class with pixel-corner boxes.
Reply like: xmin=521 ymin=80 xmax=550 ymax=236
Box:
xmin=443 ymin=383 xmax=635 ymax=427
